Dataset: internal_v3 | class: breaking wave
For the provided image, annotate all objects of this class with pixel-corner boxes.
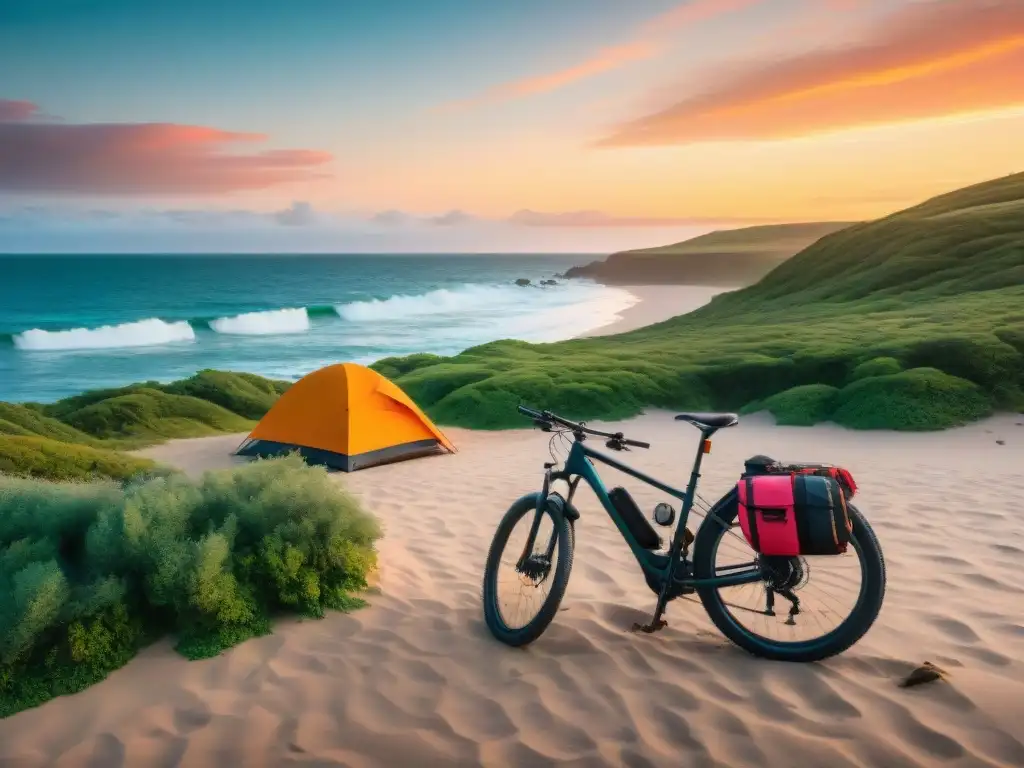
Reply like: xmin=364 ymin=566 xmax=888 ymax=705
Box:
xmin=208 ymin=307 xmax=310 ymax=335
xmin=336 ymin=283 xmax=554 ymax=322
xmin=5 ymin=282 xmax=639 ymax=357
xmin=12 ymin=318 xmax=196 ymax=351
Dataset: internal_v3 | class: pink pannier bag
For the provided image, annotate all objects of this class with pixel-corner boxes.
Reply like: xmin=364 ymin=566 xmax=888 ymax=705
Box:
xmin=737 ymin=475 xmax=801 ymax=556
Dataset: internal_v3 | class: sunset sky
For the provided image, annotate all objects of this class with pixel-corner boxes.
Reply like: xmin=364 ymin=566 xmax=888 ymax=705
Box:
xmin=2 ymin=0 xmax=1023 ymax=252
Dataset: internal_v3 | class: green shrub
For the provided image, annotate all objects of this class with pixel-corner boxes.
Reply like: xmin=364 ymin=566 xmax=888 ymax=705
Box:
xmin=0 ymin=436 xmax=161 ymax=482
xmin=0 ymin=371 xmax=289 ymax=479
xmin=752 ymin=384 xmax=841 ymax=426
xmin=0 ymin=455 xmax=380 ymax=717
xmin=396 ymin=364 xmax=496 ymax=408
xmin=831 ymin=368 xmax=993 ymax=430
xmin=371 ymin=353 xmax=447 ymax=380
xmin=162 ymin=370 xmax=289 ymax=420
xmin=0 ymin=403 xmax=104 ymax=446
xmin=54 ymin=388 xmax=252 ymax=441
xmin=850 ymin=357 xmax=902 ymax=381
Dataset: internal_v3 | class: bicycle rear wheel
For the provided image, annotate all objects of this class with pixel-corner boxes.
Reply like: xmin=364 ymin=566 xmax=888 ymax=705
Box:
xmin=692 ymin=496 xmax=885 ymax=662
xmin=482 ymin=493 xmax=574 ymax=647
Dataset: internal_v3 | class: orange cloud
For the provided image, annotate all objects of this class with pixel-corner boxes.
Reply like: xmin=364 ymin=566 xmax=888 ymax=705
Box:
xmin=440 ymin=0 xmax=761 ymax=110
xmin=495 ymin=42 xmax=657 ymax=100
xmin=599 ymin=0 xmax=1024 ymax=146
xmin=0 ymin=101 xmax=332 ymax=195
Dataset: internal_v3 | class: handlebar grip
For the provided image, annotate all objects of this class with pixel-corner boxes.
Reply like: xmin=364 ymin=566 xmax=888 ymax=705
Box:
xmin=626 ymin=439 xmax=651 ymax=449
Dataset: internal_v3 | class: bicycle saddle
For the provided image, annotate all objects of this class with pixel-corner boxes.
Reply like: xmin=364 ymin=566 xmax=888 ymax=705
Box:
xmin=675 ymin=412 xmax=739 ymax=429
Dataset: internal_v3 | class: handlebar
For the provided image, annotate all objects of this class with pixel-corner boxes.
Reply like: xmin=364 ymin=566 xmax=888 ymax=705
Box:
xmin=517 ymin=405 xmax=650 ymax=449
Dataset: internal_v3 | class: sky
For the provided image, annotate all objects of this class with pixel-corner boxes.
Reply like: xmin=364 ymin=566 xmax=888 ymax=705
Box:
xmin=1 ymin=0 xmax=1023 ymax=252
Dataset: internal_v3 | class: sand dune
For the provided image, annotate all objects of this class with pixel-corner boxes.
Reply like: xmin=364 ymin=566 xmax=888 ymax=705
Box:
xmin=2 ymin=412 xmax=1023 ymax=767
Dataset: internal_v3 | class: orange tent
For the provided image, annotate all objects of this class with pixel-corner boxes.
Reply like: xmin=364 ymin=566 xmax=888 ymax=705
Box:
xmin=236 ymin=362 xmax=455 ymax=472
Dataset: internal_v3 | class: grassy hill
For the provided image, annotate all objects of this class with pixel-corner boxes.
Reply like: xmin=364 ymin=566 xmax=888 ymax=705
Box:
xmin=0 ymin=371 xmax=290 ymax=481
xmin=563 ymin=221 xmax=855 ymax=286
xmin=374 ymin=172 xmax=1024 ymax=431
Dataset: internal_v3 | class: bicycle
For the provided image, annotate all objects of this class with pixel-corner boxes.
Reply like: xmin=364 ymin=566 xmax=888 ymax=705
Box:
xmin=481 ymin=406 xmax=886 ymax=662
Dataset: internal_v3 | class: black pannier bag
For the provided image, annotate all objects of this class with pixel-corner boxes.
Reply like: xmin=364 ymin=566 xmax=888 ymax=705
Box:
xmin=792 ymin=474 xmax=853 ymax=555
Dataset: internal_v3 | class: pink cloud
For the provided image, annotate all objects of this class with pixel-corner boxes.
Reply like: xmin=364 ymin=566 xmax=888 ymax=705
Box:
xmin=0 ymin=99 xmax=39 ymax=122
xmin=0 ymin=101 xmax=332 ymax=195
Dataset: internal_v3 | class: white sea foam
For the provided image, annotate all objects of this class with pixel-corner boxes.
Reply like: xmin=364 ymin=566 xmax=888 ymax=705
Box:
xmin=335 ymin=282 xmax=638 ymax=341
xmin=208 ymin=308 xmax=310 ymax=335
xmin=335 ymin=284 xmax=520 ymax=322
xmin=12 ymin=318 xmax=196 ymax=351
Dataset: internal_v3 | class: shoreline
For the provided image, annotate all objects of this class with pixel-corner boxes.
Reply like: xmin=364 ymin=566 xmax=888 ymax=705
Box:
xmin=580 ymin=284 xmax=732 ymax=337
xmin=0 ymin=283 xmax=734 ymax=404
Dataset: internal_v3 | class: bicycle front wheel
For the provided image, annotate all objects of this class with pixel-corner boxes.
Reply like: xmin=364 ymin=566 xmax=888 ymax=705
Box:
xmin=692 ymin=497 xmax=886 ymax=662
xmin=482 ymin=493 xmax=575 ymax=647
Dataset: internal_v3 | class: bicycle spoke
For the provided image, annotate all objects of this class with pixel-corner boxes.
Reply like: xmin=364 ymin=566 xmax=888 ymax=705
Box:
xmin=494 ymin=507 xmax=561 ymax=631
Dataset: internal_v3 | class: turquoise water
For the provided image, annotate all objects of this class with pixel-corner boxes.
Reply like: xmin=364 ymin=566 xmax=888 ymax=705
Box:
xmin=0 ymin=254 xmax=637 ymax=403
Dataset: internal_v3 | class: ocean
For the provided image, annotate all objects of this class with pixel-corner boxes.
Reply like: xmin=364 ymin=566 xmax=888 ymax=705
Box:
xmin=0 ymin=254 xmax=638 ymax=403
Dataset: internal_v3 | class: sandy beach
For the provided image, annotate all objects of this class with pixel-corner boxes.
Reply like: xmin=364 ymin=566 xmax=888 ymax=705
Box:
xmin=582 ymin=285 xmax=731 ymax=337
xmin=2 ymin=411 xmax=1022 ymax=767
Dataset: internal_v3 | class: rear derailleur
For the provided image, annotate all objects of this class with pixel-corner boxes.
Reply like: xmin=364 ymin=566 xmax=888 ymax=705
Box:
xmin=760 ymin=555 xmax=803 ymax=624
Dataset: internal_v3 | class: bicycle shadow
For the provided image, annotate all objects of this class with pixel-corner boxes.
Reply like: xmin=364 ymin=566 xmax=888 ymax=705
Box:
xmin=464 ymin=600 xmax=740 ymax=660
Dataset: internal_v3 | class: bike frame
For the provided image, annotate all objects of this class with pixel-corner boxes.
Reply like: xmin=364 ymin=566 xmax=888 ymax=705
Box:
xmin=527 ymin=430 xmax=762 ymax=600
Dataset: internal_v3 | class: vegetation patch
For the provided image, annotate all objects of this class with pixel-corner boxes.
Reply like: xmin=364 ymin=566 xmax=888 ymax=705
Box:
xmin=831 ymin=368 xmax=993 ymax=431
xmin=0 ymin=371 xmax=292 ymax=482
xmin=744 ymin=384 xmax=841 ymax=427
xmin=48 ymin=387 xmax=253 ymax=442
xmin=849 ymin=357 xmax=902 ymax=381
xmin=0 ymin=436 xmax=162 ymax=483
xmin=0 ymin=455 xmax=380 ymax=717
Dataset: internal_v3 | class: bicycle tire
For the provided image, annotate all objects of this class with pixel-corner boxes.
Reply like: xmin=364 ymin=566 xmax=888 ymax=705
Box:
xmin=693 ymin=499 xmax=886 ymax=662
xmin=482 ymin=493 xmax=575 ymax=647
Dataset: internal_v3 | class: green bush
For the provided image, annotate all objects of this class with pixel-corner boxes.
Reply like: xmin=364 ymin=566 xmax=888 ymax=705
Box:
xmin=371 ymin=353 xmax=447 ymax=380
xmin=0 ymin=403 xmax=105 ymax=446
xmin=831 ymin=368 xmax=993 ymax=430
xmin=162 ymin=370 xmax=290 ymax=420
xmin=0 ymin=371 xmax=288 ymax=481
xmin=0 ymin=436 xmax=162 ymax=482
xmin=35 ymin=370 xmax=283 ymax=446
xmin=850 ymin=357 xmax=902 ymax=381
xmin=53 ymin=388 xmax=253 ymax=441
xmin=749 ymin=384 xmax=841 ymax=426
xmin=0 ymin=455 xmax=380 ymax=717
